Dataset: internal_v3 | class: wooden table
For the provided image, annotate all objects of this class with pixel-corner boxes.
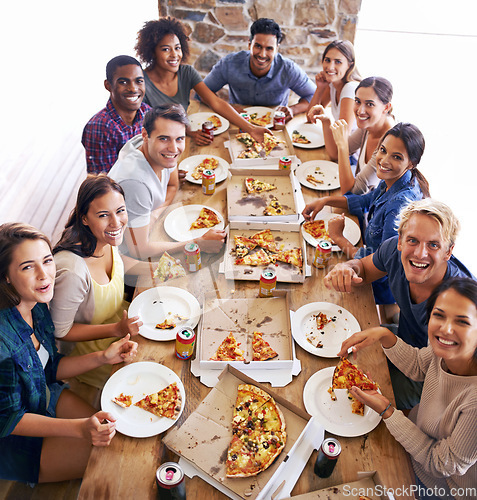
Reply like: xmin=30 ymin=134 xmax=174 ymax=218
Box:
xmin=79 ymin=104 xmax=415 ymax=499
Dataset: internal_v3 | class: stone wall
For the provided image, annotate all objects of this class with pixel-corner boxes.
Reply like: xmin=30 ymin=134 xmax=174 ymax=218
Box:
xmin=158 ymin=0 xmax=361 ymax=79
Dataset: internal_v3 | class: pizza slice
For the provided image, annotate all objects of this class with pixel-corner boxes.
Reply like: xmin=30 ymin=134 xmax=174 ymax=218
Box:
xmin=234 ymin=248 xmax=272 ymax=266
xmin=238 ymin=148 xmax=260 ymax=159
xmin=153 ymin=252 xmax=187 ymax=282
xmin=306 ymin=174 xmax=324 ymax=185
xmin=191 ymin=157 xmax=220 ymax=180
xmin=207 ymin=115 xmax=222 ymax=130
xmin=209 ymin=332 xmax=245 ymax=361
xmin=252 ymin=331 xmax=278 ymax=361
xmin=263 ymin=134 xmax=284 ymax=155
xmin=316 ymin=311 xmax=333 ymax=330
xmin=303 ymin=220 xmax=329 ymax=240
xmin=189 ymin=207 xmax=221 ymax=230
xmin=249 ymin=111 xmax=272 ymax=127
xmin=275 ymin=248 xmax=303 ymax=269
xmin=234 ymin=235 xmax=257 ymax=258
xmin=263 ymin=197 xmax=284 ymax=216
xmin=236 ymin=132 xmax=254 ymax=148
xmin=134 ymin=382 xmax=182 ymax=419
xmin=245 ymin=178 xmax=277 ymax=194
xmin=250 ymin=229 xmax=278 ymax=253
xmin=292 ymin=130 xmax=311 ymax=144
xmin=112 ymin=393 xmax=133 ymax=408
xmin=155 ymin=318 xmax=176 ymax=329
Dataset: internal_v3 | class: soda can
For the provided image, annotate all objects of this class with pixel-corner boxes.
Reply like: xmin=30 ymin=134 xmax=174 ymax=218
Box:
xmin=202 ymin=120 xmax=214 ymax=141
xmin=259 ymin=267 xmax=277 ymax=298
xmin=278 ymin=156 xmax=292 ymax=170
xmin=184 ymin=242 xmax=201 ymax=272
xmin=314 ymin=438 xmax=341 ymax=478
xmin=273 ymin=110 xmax=286 ymax=129
xmin=156 ymin=462 xmax=186 ymax=500
xmin=202 ymin=169 xmax=216 ymax=195
xmin=313 ymin=239 xmax=332 ymax=269
xmin=239 ymin=113 xmax=250 ymax=132
xmin=175 ymin=328 xmax=196 ymax=360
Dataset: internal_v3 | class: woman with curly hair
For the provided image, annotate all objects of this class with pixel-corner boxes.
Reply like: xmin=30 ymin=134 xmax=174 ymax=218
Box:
xmin=135 ymin=17 xmax=269 ymax=146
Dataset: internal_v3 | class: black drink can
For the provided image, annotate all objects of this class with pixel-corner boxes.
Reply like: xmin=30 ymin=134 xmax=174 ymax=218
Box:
xmin=156 ymin=462 xmax=186 ymax=500
xmin=314 ymin=438 xmax=341 ymax=478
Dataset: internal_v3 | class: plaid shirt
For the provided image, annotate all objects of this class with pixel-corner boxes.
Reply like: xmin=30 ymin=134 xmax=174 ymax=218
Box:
xmin=81 ymin=99 xmax=151 ymax=174
xmin=0 ymin=303 xmax=63 ymax=482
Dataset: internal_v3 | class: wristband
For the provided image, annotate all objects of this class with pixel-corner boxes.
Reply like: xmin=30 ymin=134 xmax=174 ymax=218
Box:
xmin=379 ymin=402 xmax=392 ymax=417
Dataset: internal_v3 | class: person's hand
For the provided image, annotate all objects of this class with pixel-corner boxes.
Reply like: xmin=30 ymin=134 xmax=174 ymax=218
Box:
xmin=315 ymin=70 xmax=329 ymax=90
xmin=189 ymin=129 xmax=213 ymax=146
xmin=84 ymin=411 xmax=116 ymax=446
xmin=116 ymin=310 xmax=143 ymax=337
xmin=323 ymin=262 xmax=363 ymax=292
xmin=197 ymin=229 xmax=226 ymax=253
xmin=307 ymin=104 xmax=331 ymax=125
xmin=327 ymin=214 xmax=345 ymax=242
xmin=103 ymin=334 xmax=138 ymax=365
xmin=330 ymin=119 xmax=349 ymax=149
xmin=337 ymin=327 xmax=394 ymax=357
xmin=302 ymin=198 xmax=327 ymax=221
xmin=276 ymin=105 xmax=294 ymax=123
xmin=178 ymin=169 xmax=187 ymax=184
xmin=349 ymin=387 xmax=393 ymax=418
xmin=248 ymin=125 xmax=270 ymax=144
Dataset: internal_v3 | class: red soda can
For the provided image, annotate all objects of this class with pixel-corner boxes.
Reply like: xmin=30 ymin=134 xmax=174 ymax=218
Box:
xmin=273 ymin=110 xmax=286 ymax=129
xmin=278 ymin=156 xmax=292 ymax=170
xmin=202 ymin=120 xmax=214 ymax=141
xmin=156 ymin=462 xmax=186 ymax=499
xmin=202 ymin=169 xmax=216 ymax=195
xmin=314 ymin=438 xmax=341 ymax=478
xmin=313 ymin=239 xmax=332 ymax=269
xmin=259 ymin=267 xmax=277 ymax=298
xmin=175 ymin=327 xmax=196 ymax=360
xmin=184 ymin=242 xmax=201 ymax=272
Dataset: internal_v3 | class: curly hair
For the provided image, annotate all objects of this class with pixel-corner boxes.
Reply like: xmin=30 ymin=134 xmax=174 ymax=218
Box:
xmin=135 ymin=17 xmax=190 ymax=69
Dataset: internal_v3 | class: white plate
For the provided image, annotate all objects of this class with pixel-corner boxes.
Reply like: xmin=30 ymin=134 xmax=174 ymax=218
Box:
xmin=244 ymin=106 xmax=274 ymax=128
xmin=163 ymin=204 xmax=224 ymax=241
xmin=303 ymin=367 xmax=381 ymax=437
xmin=295 ymin=160 xmax=339 ymax=191
xmin=179 ymin=154 xmax=229 ymax=185
xmin=292 ymin=302 xmax=360 ymax=358
xmin=101 ymin=362 xmax=185 ymax=438
xmin=188 ymin=112 xmax=229 ymax=135
xmin=289 ymin=123 xmax=324 ymax=149
xmin=129 ymin=286 xmax=200 ymax=341
xmin=301 ymin=212 xmax=361 ymax=252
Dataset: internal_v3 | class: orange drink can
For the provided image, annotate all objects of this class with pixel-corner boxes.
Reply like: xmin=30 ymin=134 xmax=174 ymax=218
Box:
xmin=313 ymin=239 xmax=332 ymax=269
xmin=259 ymin=267 xmax=277 ymax=297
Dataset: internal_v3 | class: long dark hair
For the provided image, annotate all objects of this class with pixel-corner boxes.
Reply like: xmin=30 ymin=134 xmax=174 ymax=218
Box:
xmin=54 ymin=175 xmax=125 ymax=258
xmin=322 ymin=40 xmax=361 ymax=83
xmin=380 ymin=122 xmax=430 ymax=198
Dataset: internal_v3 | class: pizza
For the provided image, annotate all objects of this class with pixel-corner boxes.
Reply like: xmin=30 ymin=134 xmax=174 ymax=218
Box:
xmin=155 ymin=318 xmax=176 ymax=329
xmin=189 ymin=207 xmax=221 ymax=230
xmin=112 ymin=393 xmax=133 ymax=408
xmin=236 ymin=132 xmax=254 ymax=148
xmin=235 ymin=248 xmax=272 ymax=266
xmin=316 ymin=311 xmax=333 ymax=330
xmin=306 ymin=174 xmax=324 ymax=186
xmin=236 ymin=132 xmax=283 ymax=158
xmin=263 ymin=133 xmax=284 ymax=154
xmin=191 ymin=157 xmax=219 ymax=180
xmin=153 ymin=252 xmax=187 ymax=282
xmin=252 ymin=331 xmax=278 ymax=361
xmin=249 ymin=111 xmax=272 ymax=127
xmin=207 ymin=115 xmax=222 ymax=130
xmin=292 ymin=129 xmax=311 ymax=144
xmin=303 ymin=220 xmax=330 ymax=240
xmin=263 ymin=197 xmax=284 ymax=216
xmin=250 ymin=229 xmax=278 ymax=253
xmin=210 ymin=332 xmax=245 ymax=361
xmin=245 ymin=177 xmax=277 ymax=194
xmin=134 ymin=382 xmax=182 ymax=419
xmin=237 ymin=148 xmax=260 ymax=159
xmin=226 ymin=384 xmax=286 ymax=477
xmin=275 ymin=248 xmax=303 ymax=269
xmin=234 ymin=235 xmax=257 ymax=258
xmin=328 ymin=358 xmax=379 ymax=416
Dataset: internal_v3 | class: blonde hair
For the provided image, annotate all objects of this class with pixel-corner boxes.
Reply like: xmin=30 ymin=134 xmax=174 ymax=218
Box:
xmin=397 ymin=199 xmax=460 ymax=250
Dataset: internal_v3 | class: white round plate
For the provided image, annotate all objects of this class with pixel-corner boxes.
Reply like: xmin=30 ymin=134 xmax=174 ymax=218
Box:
xmin=163 ymin=204 xmax=224 ymax=241
xmin=303 ymin=367 xmax=381 ymax=437
xmin=301 ymin=212 xmax=361 ymax=252
xmin=129 ymin=286 xmax=200 ymax=341
xmin=289 ymin=123 xmax=324 ymax=149
xmin=292 ymin=301 xmax=360 ymax=358
xmin=188 ymin=112 xmax=229 ymax=135
xmin=295 ymin=160 xmax=340 ymax=191
xmin=179 ymin=154 xmax=229 ymax=185
xmin=244 ymin=106 xmax=274 ymax=128
xmin=101 ymin=361 xmax=185 ymax=438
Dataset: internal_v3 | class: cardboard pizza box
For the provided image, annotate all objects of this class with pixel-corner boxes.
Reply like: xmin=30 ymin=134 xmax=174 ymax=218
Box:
xmin=163 ymin=366 xmax=323 ymax=500
xmin=224 ymin=223 xmax=306 ymax=283
xmin=198 ymin=292 xmax=294 ymax=370
xmin=227 ymin=168 xmax=300 ymax=224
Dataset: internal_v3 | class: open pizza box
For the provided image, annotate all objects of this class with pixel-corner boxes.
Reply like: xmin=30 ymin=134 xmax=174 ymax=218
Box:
xmin=163 ymin=365 xmax=325 ymax=500
xmin=198 ymin=292 xmax=294 ymax=371
xmin=227 ymin=168 xmax=301 ymax=224
xmin=223 ymin=222 xmax=307 ymax=283
xmin=283 ymin=471 xmax=395 ymax=500
xmin=227 ymin=128 xmax=297 ymax=168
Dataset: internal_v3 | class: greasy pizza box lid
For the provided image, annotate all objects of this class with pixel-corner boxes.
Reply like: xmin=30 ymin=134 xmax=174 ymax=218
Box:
xmin=224 ymin=225 xmax=306 ymax=283
xmin=163 ymin=365 xmax=310 ymax=500
xmin=228 ymin=128 xmax=296 ymax=167
xmin=199 ymin=293 xmax=294 ymax=370
xmin=227 ymin=168 xmax=300 ymax=223
xmin=282 ymin=471 xmax=392 ymax=500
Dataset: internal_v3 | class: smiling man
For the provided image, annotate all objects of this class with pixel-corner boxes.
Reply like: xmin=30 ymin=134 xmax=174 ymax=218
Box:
xmin=82 ymin=55 xmax=151 ymax=174
xmin=203 ymin=18 xmax=316 ymax=121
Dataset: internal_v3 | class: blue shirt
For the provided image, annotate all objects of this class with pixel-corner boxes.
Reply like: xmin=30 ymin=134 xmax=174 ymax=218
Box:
xmin=0 ymin=303 xmax=64 ymax=483
xmin=373 ymin=236 xmax=475 ymax=348
xmin=203 ymin=51 xmax=316 ymax=106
